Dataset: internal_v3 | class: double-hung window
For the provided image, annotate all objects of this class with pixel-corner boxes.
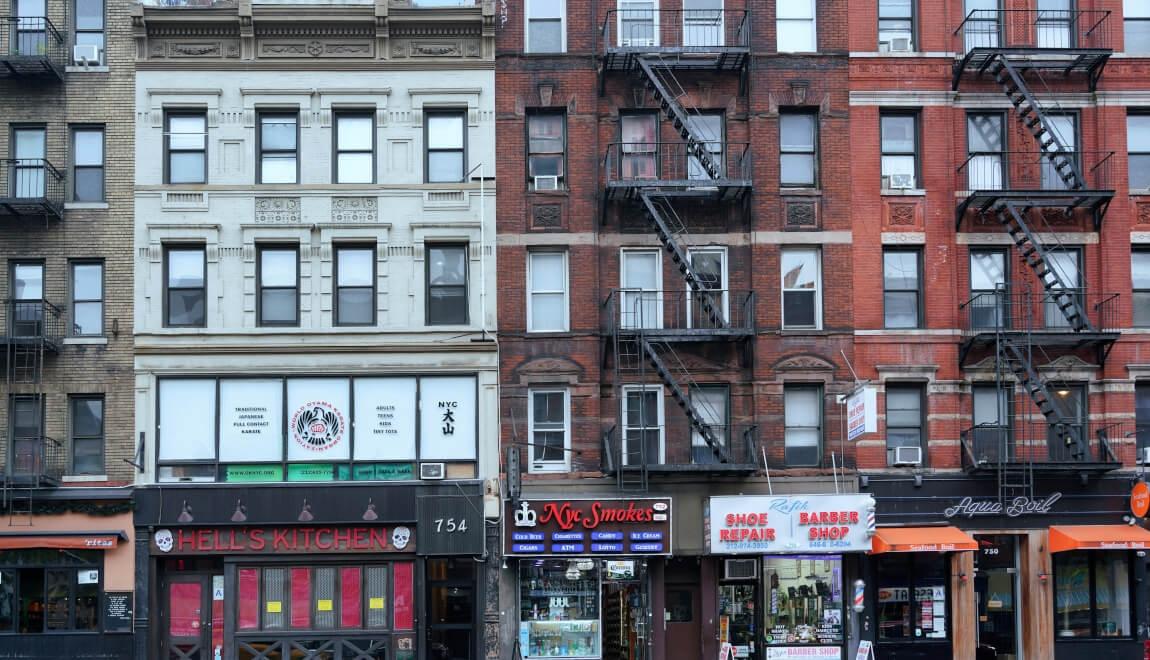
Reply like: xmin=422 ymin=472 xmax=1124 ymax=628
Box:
xmin=527 ymin=251 xmax=568 ymax=332
xmin=335 ymin=245 xmax=375 ymax=326
xmin=1129 ymin=113 xmax=1150 ymax=190
xmin=12 ymin=126 xmax=45 ymax=198
xmin=777 ymin=0 xmax=816 ymax=52
xmin=1133 ymin=250 xmax=1150 ymax=327
xmin=70 ymin=261 xmax=103 ymax=336
xmin=71 ymin=126 xmax=104 ymax=201
xmin=335 ymin=113 xmax=374 ymax=184
xmin=10 ymin=262 xmax=43 ymax=338
xmin=878 ymin=0 xmax=914 ymax=51
xmin=258 ymin=112 xmax=298 ymax=184
xmin=164 ymin=246 xmax=206 ymax=327
xmin=623 ymin=385 xmax=663 ymax=466
xmin=257 ymin=246 xmax=298 ymax=327
xmin=784 ymin=385 xmax=821 ymax=466
xmin=883 ymin=249 xmax=921 ymax=329
xmin=427 ymin=244 xmax=468 ymax=325
xmin=165 ymin=112 xmax=206 ymax=185
xmin=526 ymin=0 xmax=565 ymax=52
xmin=780 ymin=112 xmax=817 ymax=187
xmin=781 ymin=248 xmax=821 ymax=329
xmin=967 ymin=113 xmax=1004 ymax=190
xmin=70 ymin=395 xmax=104 ymax=475
xmin=527 ymin=113 xmax=566 ymax=190
xmin=426 ymin=111 xmax=466 ymax=183
xmin=885 ymin=385 xmax=923 ymax=466
xmin=74 ymin=0 xmax=104 ymax=63
xmin=620 ymin=113 xmax=658 ymax=179
xmin=1126 ymin=0 xmax=1150 ymax=54
xmin=881 ymin=112 xmax=918 ymax=189
xmin=528 ymin=389 xmax=570 ymax=472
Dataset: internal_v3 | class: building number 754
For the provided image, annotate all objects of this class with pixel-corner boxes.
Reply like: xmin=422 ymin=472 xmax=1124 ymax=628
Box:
xmin=434 ymin=518 xmax=468 ymax=533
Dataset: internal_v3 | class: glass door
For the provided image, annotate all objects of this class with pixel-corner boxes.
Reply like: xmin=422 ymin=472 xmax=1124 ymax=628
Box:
xmin=602 ymin=560 xmax=649 ymax=660
xmin=620 ymin=250 xmax=661 ymax=330
xmin=1043 ymin=249 xmax=1081 ymax=329
xmin=974 ymin=535 xmax=1019 ymax=660
xmin=12 ymin=127 xmax=45 ymax=198
xmin=1048 ymin=384 xmax=1087 ymax=461
xmin=426 ymin=559 xmax=476 ymax=660
xmin=14 ymin=0 xmax=45 ymax=55
xmin=718 ymin=582 xmax=757 ymax=660
xmin=162 ymin=574 xmax=220 ymax=660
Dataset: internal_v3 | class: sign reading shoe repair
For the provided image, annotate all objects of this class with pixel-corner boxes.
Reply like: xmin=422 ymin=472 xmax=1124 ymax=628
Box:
xmin=707 ymin=495 xmax=876 ymax=554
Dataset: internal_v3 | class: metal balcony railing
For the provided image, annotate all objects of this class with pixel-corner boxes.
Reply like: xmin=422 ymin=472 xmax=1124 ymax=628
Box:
xmin=604 ymin=142 xmax=752 ymax=193
xmin=602 ymin=423 xmax=758 ymax=471
xmin=0 ymin=158 xmax=65 ymax=219
xmin=959 ymin=290 xmax=1120 ymax=337
xmin=4 ymin=435 xmax=64 ymax=484
xmin=3 ymin=299 xmax=63 ymax=345
xmin=956 ymin=150 xmax=1114 ymax=197
xmin=602 ymin=9 xmax=750 ymax=52
xmin=603 ymin=289 xmax=755 ymax=339
xmin=0 ymin=16 xmax=64 ymax=78
xmin=960 ymin=420 xmax=1122 ymax=470
xmin=954 ymin=9 xmax=1113 ymax=54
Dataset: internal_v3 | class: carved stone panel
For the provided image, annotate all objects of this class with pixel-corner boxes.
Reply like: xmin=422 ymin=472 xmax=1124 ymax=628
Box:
xmin=532 ymin=204 xmax=562 ymax=229
xmin=332 ymin=197 xmax=379 ymax=223
xmin=255 ymin=197 xmax=301 ymax=224
xmin=784 ymin=200 xmax=817 ymax=229
xmin=1138 ymin=201 xmax=1150 ymax=226
xmin=882 ymin=198 xmax=923 ymax=230
xmin=259 ymin=41 xmax=374 ymax=58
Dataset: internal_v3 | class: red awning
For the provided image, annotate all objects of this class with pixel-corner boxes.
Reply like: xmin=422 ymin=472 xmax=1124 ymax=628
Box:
xmin=0 ymin=532 xmax=122 ymax=550
xmin=871 ymin=526 xmax=978 ymax=553
xmin=1049 ymin=525 xmax=1150 ymax=553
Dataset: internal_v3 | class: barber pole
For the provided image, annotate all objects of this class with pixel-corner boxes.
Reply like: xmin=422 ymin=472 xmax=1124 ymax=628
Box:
xmin=852 ymin=579 xmax=866 ymax=613
xmin=866 ymin=510 xmax=876 ymax=537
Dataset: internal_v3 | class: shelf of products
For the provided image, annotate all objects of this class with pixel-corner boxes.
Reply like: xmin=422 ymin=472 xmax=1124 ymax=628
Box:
xmin=520 ymin=560 xmax=602 ymax=659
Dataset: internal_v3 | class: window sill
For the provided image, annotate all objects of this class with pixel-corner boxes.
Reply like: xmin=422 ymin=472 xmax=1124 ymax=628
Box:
xmin=527 ymin=188 xmax=569 ymax=197
xmin=780 ymin=187 xmax=821 ymax=196
xmin=66 ymin=65 xmax=109 ymax=73
xmin=62 ymin=475 xmax=108 ymax=483
xmin=881 ymin=188 xmax=926 ymax=196
xmin=65 ymin=202 xmax=109 ymax=210
xmin=1130 ymin=189 xmax=1150 ymax=196
xmin=526 ymin=330 xmax=572 ymax=336
xmin=528 ymin=467 xmax=571 ymax=475
xmin=64 ymin=337 xmax=109 ymax=345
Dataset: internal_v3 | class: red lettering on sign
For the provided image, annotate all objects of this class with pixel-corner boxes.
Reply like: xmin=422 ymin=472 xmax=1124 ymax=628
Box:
xmin=352 ymin=528 xmax=368 ymax=550
xmin=370 ymin=528 xmax=389 ymax=550
xmin=334 ymin=528 xmax=352 ymax=550
xmin=249 ymin=529 xmax=266 ymax=551
xmin=273 ymin=528 xmax=289 ymax=550
xmin=315 ymin=529 xmax=333 ymax=550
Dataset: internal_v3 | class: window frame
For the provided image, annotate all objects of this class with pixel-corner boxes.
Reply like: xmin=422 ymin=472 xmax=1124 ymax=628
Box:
xmin=965 ymin=111 xmax=1007 ymax=191
xmin=424 ymin=110 xmax=468 ymax=184
xmin=69 ymin=259 xmax=103 ymax=337
xmin=334 ymin=244 xmax=377 ymax=327
xmin=163 ymin=110 xmax=207 ymax=185
xmin=783 ymin=384 xmax=823 ymax=467
xmin=0 ymin=550 xmax=103 ymax=634
xmin=880 ymin=110 xmax=920 ymax=190
xmin=1128 ymin=111 xmax=1150 ymax=190
xmin=884 ymin=384 xmax=924 ymax=466
xmin=256 ymin=110 xmax=300 ymax=185
xmin=1136 ymin=382 xmax=1150 ymax=452
xmin=526 ymin=111 xmax=567 ymax=190
xmin=1134 ymin=249 xmax=1150 ymax=328
xmin=163 ymin=245 xmax=207 ymax=328
xmin=527 ymin=250 xmax=569 ymax=333
xmin=256 ymin=244 xmax=300 ymax=328
xmin=874 ymin=553 xmax=951 ymax=644
xmin=781 ymin=247 xmax=822 ymax=330
xmin=1125 ymin=0 xmax=1150 ymax=54
xmin=776 ymin=0 xmax=817 ymax=53
xmin=779 ymin=110 xmax=818 ymax=188
xmin=1053 ymin=550 xmax=1134 ymax=639
xmin=619 ymin=111 xmax=660 ymax=180
xmin=878 ymin=0 xmax=915 ymax=51
xmin=73 ymin=0 xmax=105 ymax=64
xmin=621 ymin=384 xmax=665 ymax=466
xmin=70 ymin=125 xmax=105 ymax=202
xmin=426 ymin=243 xmax=469 ymax=326
xmin=527 ymin=388 xmax=571 ymax=473
xmin=333 ymin=111 xmax=376 ymax=185
xmin=525 ymin=0 xmax=566 ymax=53
xmin=69 ymin=395 xmax=104 ymax=476
xmin=882 ymin=248 xmax=922 ymax=329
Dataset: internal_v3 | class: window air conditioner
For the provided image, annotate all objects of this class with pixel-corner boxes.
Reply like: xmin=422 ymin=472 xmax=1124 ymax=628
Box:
xmin=1139 ymin=447 xmax=1150 ymax=465
xmin=889 ymin=37 xmax=912 ymax=52
xmin=723 ymin=558 xmax=758 ymax=580
xmin=889 ymin=174 xmax=915 ymax=189
xmin=893 ymin=445 xmax=923 ymax=466
xmin=878 ymin=41 xmax=890 ymax=53
xmin=420 ymin=462 xmax=446 ymax=480
xmin=73 ymin=44 xmax=99 ymax=65
xmin=534 ymin=175 xmax=559 ymax=191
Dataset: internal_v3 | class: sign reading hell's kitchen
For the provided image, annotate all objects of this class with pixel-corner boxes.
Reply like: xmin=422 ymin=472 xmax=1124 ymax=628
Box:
xmin=150 ymin=526 xmax=415 ymax=555
xmin=506 ymin=498 xmax=672 ymax=556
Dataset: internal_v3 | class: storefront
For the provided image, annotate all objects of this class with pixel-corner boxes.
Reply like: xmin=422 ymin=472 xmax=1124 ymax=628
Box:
xmin=506 ymin=498 xmax=672 ymax=660
xmin=863 ymin=474 xmax=1150 ymax=660
xmin=134 ymin=481 xmax=488 ymax=660
xmin=706 ymin=494 xmax=877 ymax=660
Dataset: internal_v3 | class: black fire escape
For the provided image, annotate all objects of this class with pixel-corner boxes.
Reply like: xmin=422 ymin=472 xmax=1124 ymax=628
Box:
xmin=953 ymin=8 xmax=1121 ymax=502
xmin=598 ymin=8 xmax=754 ymax=491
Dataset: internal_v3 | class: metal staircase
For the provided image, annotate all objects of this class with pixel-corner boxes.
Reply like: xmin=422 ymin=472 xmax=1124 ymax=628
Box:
xmin=639 ymin=192 xmax=724 ymax=328
xmin=635 ymin=56 xmax=722 ymax=180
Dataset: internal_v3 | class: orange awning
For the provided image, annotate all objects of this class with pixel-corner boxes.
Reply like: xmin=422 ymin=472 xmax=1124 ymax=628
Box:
xmin=1049 ymin=525 xmax=1150 ymax=553
xmin=0 ymin=532 xmax=121 ymax=550
xmin=871 ymin=526 xmax=978 ymax=554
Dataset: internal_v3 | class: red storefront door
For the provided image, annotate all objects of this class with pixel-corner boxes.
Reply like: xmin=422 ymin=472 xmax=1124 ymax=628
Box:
xmin=162 ymin=574 xmax=224 ymax=660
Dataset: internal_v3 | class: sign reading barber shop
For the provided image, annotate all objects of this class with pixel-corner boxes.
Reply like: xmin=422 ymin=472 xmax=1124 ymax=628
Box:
xmin=505 ymin=498 xmax=672 ymax=556
xmin=708 ymin=494 xmax=876 ymax=554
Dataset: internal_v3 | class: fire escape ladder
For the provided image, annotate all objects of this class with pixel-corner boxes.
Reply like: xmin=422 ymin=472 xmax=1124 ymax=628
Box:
xmin=638 ymin=338 xmax=729 ymax=463
xmin=987 ymin=57 xmax=1084 ymax=189
xmin=639 ymin=192 xmax=725 ymax=328
xmin=997 ymin=336 xmax=1084 ymax=461
xmin=635 ymin=56 xmax=723 ymax=180
xmin=995 ymin=201 xmax=1093 ymax=332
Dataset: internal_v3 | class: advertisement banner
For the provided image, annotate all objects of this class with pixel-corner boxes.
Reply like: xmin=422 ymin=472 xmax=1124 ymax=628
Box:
xmin=287 ymin=378 xmax=351 ymax=461
xmin=709 ymin=495 xmax=875 ymax=554
xmin=845 ymin=386 xmax=876 ymax=441
xmin=506 ymin=498 xmax=672 ymax=556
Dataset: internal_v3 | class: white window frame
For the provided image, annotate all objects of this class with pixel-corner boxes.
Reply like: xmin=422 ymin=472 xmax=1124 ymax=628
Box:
xmin=526 ymin=0 xmax=567 ymax=53
xmin=685 ymin=246 xmax=729 ymax=327
xmin=618 ymin=0 xmax=661 ymax=47
xmin=622 ymin=384 xmax=665 ymax=465
xmin=527 ymin=388 xmax=571 ymax=473
xmin=1126 ymin=0 xmax=1150 ymax=55
xmin=776 ymin=0 xmax=817 ymax=53
xmin=781 ymin=247 xmax=822 ymax=330
xmin=527 ymin=251 xmax=569 ymax=332
xmin=620 ymin=248 xmax=663 ymax=330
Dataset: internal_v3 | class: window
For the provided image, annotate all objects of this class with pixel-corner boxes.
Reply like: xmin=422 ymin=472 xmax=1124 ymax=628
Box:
xmin=258 ymin=112 xmax=298 ymax=184
xmin=165 ymin=112 xmax=206 ymax=185
xmin=1054 ymin=552 xmax=1132 ymax=638
xmin=969 ymin=248 xmax=1008 ymax=330
xmin=526 ymin=0 xmax=564 ymax=52
xmin=687 ymin=113 xmax=724 ymax=179
xmin=885 ymin=385 xmax=923 ymax=465
xmin=623 ymin=385 xmax=663 ymax=465
xmin=1041 ymin=113 xmax=1078 ymax=190
xmin=71 ymin=126 xmax=104 ymax=201
xmin=528 ymin=389 xmax=569 ymax=472
xmin=257 ymin=246 xmax=298 ymax=327
xmin=335 ymin=245 xmax=375 ymax=326
xmin=966 ymin=113 xmax=1004 ymax=190
xmin=165 ymin=246 xmax=206 ymax=327
xmin=690 ymin=385 xmax=728 ymax=465
xmin=1136 ymin=251 xmax=1150 ymax=327
xmin=70 ymin=395 xmax=103 ymax=475
xmin=883 ymin=250 xmax=921 ymax=328
xmin=684 ymin=0 xmax=723 ymax=47
xmin=972 ymin=384 xmax=1012 ymax=461
xmin=784 ymin=385 xmax=821 ymax=466
xmin=620 ymin=249 xmax=661 ymax=330
xmin=11 ymin=126 xmax=45 ymax=198
xmin=878 ymin=0 xmax=913 ymax=51
xmin=520 ymin=561 xmax=601 ymax=658
xmin=618 ymin=0 xmax=658 ymax=46
xmin=881 ymin=112 xmax=918 ymax=189
xmin=426 ymin=111 xmax=466 ymax=183
xmin=1137 ymin=383 xmax=1150 ymax=452
xmin=527 ymin=251 xmax=568 ymax=332
xmin=527 ymin=113 xmax=566 ymax=189
xmin=777 ymin=0 xmax=816 ymax=52
xmin=764 ymin=556 xmax=843 ymax=646
xmin=780 ymin=112 xmax=817 ymax=187
xmin=427 ymin=244 xmax=468 ymax=325
xmin=1126 ymin=0 xmax=1150 ymax=54
xmin=687 ymin=248 xmax=728 ymax=327
xmin=620 ymin=113 xmax=658 ymax=179
xmin=876 ymin=553 xmax=949 ymax=641
xmin=334 ymin=113 xmax=374 ymax=184
xmin=1129 ymin=114 xmax=1150 ymax=189
xmin=964 ymin=0 xmax=1000 ymax=50
xmin=70 ymin=261 xmax=102 ymax=336
xmin=781 ymin=248 xmax=820 ymax=329
xmin=0 ymin=550 xmax=101 ymax=633
xmin=9 ymin=395 xmax=43 ymax=479
xmin=10 ymin=262 xmax=44 ymax=338
xmin=74 ymin=0 xmax=104 ymax=63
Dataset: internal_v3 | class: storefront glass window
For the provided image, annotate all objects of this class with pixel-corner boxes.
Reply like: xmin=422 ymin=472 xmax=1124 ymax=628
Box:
xmin=719 ymin=583 xmax=756 ymax=658
xmin=241 ymin=563 xmax=393 ymax=635
xmin=0 ymin=549 xmax=102 ymax=634
xmin=519 ymin=559 xmax=601 ymax=658
xmin=763 ymin=555 xmax=843 ymax=645
xmin=875 ymin=554 xmax=948 ymax=641
xmin=1055 ymin=551 xmax=1132 ymax=638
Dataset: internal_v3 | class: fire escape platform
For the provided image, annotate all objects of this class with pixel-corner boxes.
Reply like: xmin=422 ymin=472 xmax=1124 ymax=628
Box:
xmin=613 ymin=327 xmax=754 ymax=342
xmin=0 ymin=55 xmax=63 ymax=79
xmin=955 ymin=189 xmax=1113 ymax=230
xmin=958 ymin=331 xmax=1118 ymax=368
xmin=618 ymin=462 xmax=758 ymax=476
xmin=606 ymin=180 xmax=752 ymax=203
xmin=954 ymin=48 xmax=1110 ymax=87
xmin=962 ymin=458 xmax=1120 ymax=475
xmin=603 ymin=48 xmax=749 ymax=73
xmin=0 ymin=195 xmax=64 ymax=220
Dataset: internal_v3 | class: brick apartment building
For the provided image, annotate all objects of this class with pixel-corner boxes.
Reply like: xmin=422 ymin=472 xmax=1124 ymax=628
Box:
xmin=498 ymin=2 xmax=1150 ymax=660
xmin=0 ymin=0 xmax=137 ymax=656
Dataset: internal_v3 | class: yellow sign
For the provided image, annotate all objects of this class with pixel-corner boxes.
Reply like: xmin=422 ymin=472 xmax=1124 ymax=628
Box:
xmin=266 ymin=601 xmax=282 ymax=613
xmin=317 ymin=599 xmax=333 ymax=612
xmin=719 ymin=615 xmax=730 ymax=643
xmin=369 ymin=597 xmax=385 ymax=610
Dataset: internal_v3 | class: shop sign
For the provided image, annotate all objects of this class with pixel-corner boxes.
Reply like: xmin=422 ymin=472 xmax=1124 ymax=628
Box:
xmin=103 ymin=591 xmax=133 ymax=634
xmin=942 ymin=493 xmax=1061 ymax=519
xmin=766 ymin=648 xmax=841 ymax=660
xmin=150 ymin=526 xmax=414 ymax=555
xmin=506 ymin=498 xmax=672 ymax=556
xmin=708 ymin=495 xmax=875 ymax=554
xmin=845 ymin=386 xmax=877 ymax=441
xmin=1132 ymin=482 xmax=1150 ymax=518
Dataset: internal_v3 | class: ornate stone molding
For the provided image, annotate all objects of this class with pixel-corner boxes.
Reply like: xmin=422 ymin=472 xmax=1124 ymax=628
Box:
xmin=774 ymin=354 xmax=835 ymax=371
xmin=331 ymin=197 xmax=378 ymax=223
xmin=254 ymin=197 xmax=301 ymax=223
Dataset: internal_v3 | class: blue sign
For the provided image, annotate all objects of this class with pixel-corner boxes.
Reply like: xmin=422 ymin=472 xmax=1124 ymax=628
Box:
xmin=630 ymin=542 xmax=664 ymax=553
xmin=552 ymin=543 xmax=585 ymax=553
xmin=512 ymin=532 xmax=544 ymax=542
xmin=512 ymin=543 xmax=546 ymax=553
xmin=630 ymin=531 xmax=663 ymax=541
xmin=552 ymin=532 xmax=585 ymax=542
xmin=591 ymin=543 xmax=625 ymax=553
xmin=591 ymin=531 xmax=624 ymax=541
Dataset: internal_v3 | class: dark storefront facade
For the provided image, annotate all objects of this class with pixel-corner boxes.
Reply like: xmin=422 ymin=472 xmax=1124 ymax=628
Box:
xmin=862 ymin=474 xmax=1150 ymax=660
xmin=133 ymin=481 xmax=490 ymax=660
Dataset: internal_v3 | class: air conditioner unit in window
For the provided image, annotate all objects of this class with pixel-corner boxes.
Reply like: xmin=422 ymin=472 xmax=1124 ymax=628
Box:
xmin=1139 ymin=447 xmax=1150 ymax=465
xmin=889 ymin=174 xmax=915 ymax=189
xmin=622 ymin=37 xmax=657 ymax=47
xmin=878 ymin=41 xmax=890 ymax=53
xmin=893 ymin=446 xmax=923 ymax=466
xmin=889 ymin=37 xmax=912 ymax=52
xmin=420 ymin=462 xmax=446 ymax=480
xmin=723 ymin=558 xmax=758 ymax=580
xmin=533 ymin=175 xmax=559 ymax=191
xmin=73 ymin=44 xmax=99 ymax=65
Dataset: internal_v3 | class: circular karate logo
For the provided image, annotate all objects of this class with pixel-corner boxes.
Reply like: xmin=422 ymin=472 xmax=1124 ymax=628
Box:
xmin=291 ymin=401 xmax=345 ymax=452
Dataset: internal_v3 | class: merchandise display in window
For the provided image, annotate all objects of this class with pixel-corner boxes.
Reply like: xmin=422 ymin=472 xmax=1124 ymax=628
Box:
xmin=763 ymin=555 xmax=843 ymax=646
xmin=520 ymin=560 xmax=601 ymax=658
xmin=718 ymin=583 xmax=756 ymax=658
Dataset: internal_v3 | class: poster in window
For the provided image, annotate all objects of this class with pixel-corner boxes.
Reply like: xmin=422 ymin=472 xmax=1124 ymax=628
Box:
xmin=286 ymin=378 xmax=350 ymax=461
xmin=219 ymin=379 xmax=284 ymax=462
xmin=354 ymin=378 xmax=417 ymax=460
xmin=103 ymin=591 xmax=133 ymax=633
xmin=418 ymin=376 xmax=476 ymax=460
xmin=159 ymin=380 xmax=216 ymax=461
